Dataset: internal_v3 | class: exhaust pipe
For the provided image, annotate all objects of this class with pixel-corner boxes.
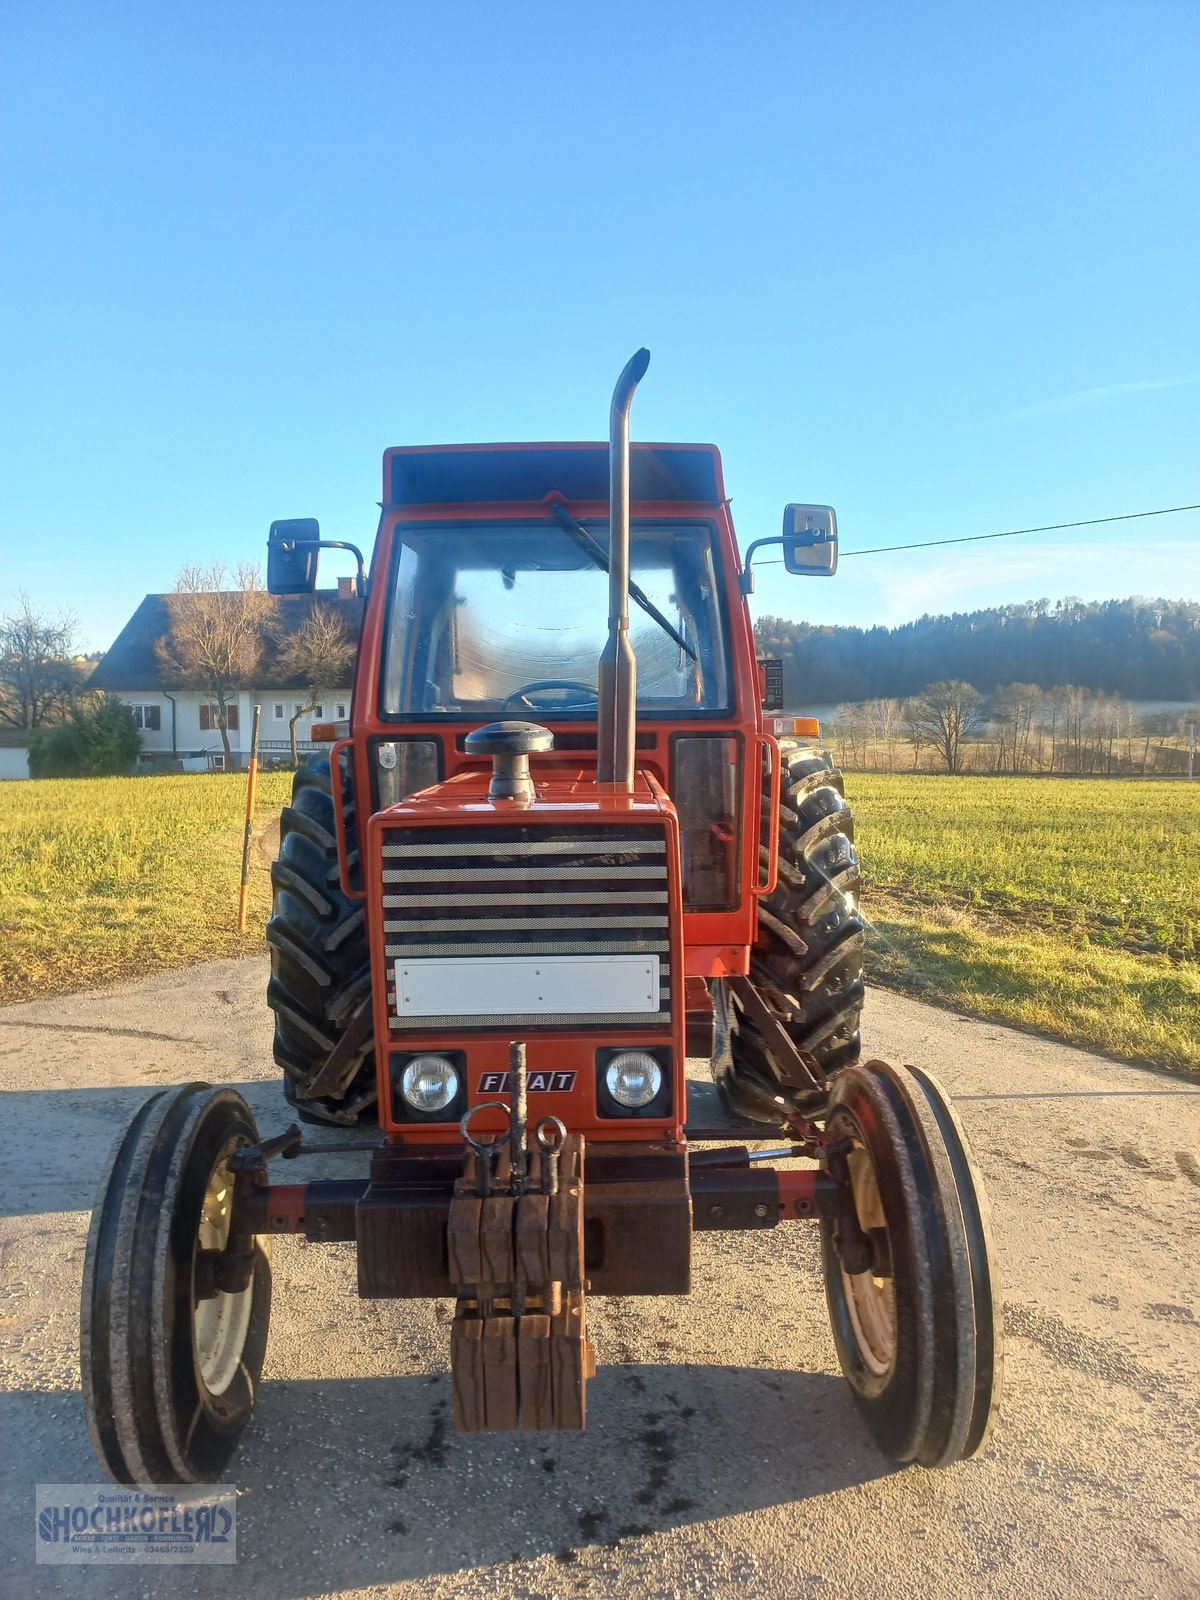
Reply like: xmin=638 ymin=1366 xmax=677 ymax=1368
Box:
xmin=597 ymin=347 xmax=650 ymax=789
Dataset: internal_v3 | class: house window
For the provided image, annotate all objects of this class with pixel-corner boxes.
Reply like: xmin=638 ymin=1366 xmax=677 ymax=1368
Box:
xmin=200 ymin=704 xmax=240 ymax=733
xmin=129 ymin=704 xmax=161 ymax=732
xmin=312 ymin=704 xmax=323 ymax=719
xmin=336 ymin=703 xmax=346 ymax=719
xmin=293 ymin=704 xmax=304 ymax=719
xmin=273 ymin=703 xmax=285 ymax=720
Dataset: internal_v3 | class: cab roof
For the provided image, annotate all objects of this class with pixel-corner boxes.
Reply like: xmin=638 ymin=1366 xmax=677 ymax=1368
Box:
xmin=383 ymin=442 xmax=725 ymax=509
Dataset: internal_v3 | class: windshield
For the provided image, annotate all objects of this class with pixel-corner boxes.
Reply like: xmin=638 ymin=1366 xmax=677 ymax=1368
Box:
xmin=381 ymin=520 xmax=730 ymax=718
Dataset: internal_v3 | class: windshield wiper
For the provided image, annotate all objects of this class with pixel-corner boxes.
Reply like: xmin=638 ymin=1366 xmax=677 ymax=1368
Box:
xmin=548 ymin=501 xmax=697 ymax=661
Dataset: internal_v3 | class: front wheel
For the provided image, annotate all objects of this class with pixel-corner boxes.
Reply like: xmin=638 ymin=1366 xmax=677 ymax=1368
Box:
xmin=81 ymin=1083 xmax=272 ymax=1484
xmin=820 ymin=1060 xmax=1001 ymax=1467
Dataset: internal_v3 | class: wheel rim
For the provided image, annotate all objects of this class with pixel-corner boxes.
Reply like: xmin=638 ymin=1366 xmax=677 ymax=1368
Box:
xmin=840 ymin=1145 xmax=896 ymax=1378
xmin=193 ymin=1153 xmax=254 ymax=1397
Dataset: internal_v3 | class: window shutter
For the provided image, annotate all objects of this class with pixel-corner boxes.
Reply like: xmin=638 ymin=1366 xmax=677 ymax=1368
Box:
xmin=146 ymin=705 xmax=161 ymax=731
xmin=199 ymin=705 xmax=212 ymax=732
xmin=226 ymin=705 xmax=240 ymax=732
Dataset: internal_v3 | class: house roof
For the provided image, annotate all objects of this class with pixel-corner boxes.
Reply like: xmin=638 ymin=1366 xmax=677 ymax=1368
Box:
xmin=89 ymin=592 xmax=364 ymax=692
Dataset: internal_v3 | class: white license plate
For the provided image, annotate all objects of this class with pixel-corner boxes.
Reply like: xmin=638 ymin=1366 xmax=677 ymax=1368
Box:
xmin=393 ymin=953 xmax=660 ymax=1017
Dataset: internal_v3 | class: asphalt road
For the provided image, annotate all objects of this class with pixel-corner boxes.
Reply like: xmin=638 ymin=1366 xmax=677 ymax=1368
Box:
xmin=1 ymin=958 xmax=1198 ymax=1600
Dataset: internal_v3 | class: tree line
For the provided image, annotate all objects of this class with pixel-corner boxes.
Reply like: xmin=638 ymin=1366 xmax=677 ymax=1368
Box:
xmin=755 ymin=597 xmax=1200 ymax=704
xmin=825 ymin=680 xmax=1196 ymax=775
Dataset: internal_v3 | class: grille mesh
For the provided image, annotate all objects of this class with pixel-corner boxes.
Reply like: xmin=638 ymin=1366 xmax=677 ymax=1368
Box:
xmin=381 ymin=823 xmax=672 ymax=1031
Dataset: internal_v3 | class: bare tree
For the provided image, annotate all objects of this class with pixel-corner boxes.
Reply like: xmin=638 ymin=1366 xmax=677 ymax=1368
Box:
xmin=1057 ymin=685 xmax=1091 ymax=774
xmin=834 ymin=702 xmax=862 ymax=770
xmin=862 ymin=697 xmax=901 ymax=771
xmin=156 ymin=563 xmax=277 ymax=759
xmin=275 ymin=604 xmax=356 ymax=765
xmin=901 ymin=698 xmax=928 ymax=769
xmin=1037 ymin=686 xmax=1063 ymax=772
xmin=0 ymin=595 xmax=81 ymax=728
xmin=989 ymin=683 xmax=1042 ymax=773
xmin=905 ymin=681 xmax=985 ymax=774
xmin=822 ymin=712 xmax=850 ymax=771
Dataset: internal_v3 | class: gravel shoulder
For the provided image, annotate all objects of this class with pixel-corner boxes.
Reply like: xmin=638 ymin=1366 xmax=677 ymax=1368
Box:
xmin=1 ymin=959 xmax=1198 ymax=1599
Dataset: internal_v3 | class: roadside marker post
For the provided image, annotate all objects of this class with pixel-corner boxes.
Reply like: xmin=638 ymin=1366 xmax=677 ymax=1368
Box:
xmin=238 ymin=704 xmax=262 ymax=932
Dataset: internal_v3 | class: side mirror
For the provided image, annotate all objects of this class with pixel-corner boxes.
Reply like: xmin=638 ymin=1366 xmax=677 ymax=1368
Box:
xmin=782 ymin=504 xmax=838 ymax=576
xmin=268 ymin=518 xmax=321 ymax=595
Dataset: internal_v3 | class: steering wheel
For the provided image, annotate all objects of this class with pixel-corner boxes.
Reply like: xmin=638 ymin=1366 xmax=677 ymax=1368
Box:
xmin=501 ymin=679 xmax=599 ymax=712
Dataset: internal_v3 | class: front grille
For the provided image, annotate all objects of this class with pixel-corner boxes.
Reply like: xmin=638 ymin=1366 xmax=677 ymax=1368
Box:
xmin=380 ymin=823 xmax=672 ymax=1031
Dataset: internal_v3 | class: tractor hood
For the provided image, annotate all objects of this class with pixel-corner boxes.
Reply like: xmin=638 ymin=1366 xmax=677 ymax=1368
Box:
xmin=378 ymin=766 xmax=674 ymax=822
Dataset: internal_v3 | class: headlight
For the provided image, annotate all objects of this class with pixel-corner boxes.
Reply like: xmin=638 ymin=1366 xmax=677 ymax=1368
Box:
xmin=604 ymin=1051 xmax=663 ymax=1109
xmin=400 ymin=1054 xmax=459 ymax=1113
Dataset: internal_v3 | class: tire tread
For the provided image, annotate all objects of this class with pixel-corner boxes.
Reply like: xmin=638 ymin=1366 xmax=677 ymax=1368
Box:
xmin=717 ymin=743 xmax=865 ymax=1119
xmin=266 ymin=756 xmax=377 ymax=1122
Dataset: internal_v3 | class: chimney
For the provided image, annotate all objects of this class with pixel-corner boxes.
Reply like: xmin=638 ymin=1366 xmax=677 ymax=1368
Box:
xmin=337 ymin=575 xmax=357 ymax=600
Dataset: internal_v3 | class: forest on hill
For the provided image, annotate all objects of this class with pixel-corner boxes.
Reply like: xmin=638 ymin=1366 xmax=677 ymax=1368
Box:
xmin=754 ymin=597 xmax=1200 ymax=705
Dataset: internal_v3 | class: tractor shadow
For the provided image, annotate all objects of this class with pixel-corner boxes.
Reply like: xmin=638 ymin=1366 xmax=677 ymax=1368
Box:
xmin=4 ymin=1365 xmax=895 ymax=1596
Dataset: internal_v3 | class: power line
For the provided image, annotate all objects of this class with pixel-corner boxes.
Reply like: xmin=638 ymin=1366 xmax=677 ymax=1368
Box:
xmin=843 ymin=501 xmax=1200 ymax=557
xmin=752 ymin=501 xmax=1200 ymax=565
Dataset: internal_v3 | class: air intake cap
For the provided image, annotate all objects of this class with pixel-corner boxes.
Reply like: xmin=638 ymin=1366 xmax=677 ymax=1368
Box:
xmin=464 ymin=721 xmax=554 ymax=804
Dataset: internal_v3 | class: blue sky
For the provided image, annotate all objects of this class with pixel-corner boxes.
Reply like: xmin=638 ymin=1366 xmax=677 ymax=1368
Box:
xmin=1 ymin=0 xmax=1197 ymax=652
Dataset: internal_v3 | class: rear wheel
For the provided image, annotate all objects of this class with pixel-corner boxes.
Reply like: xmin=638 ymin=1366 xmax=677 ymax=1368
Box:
xmin=820 ymin=1059 xmax=1001 ymax=1467
xmin=714 ymin=743 xmax=864 ymax=1123
xmin=81 ymin=1083 xmax=272 ymax=1485
xmin=266 ymin=755 xmax=376 ymax=1124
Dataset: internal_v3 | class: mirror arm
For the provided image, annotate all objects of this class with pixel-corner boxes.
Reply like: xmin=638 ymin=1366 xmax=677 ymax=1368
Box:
xmin=739 ymin=536 xmax=783 ymax=595
xmin=317 ymin=540 xmax=369 ymax=597
xmin=278 ymin=538 xmax=369 ymax=597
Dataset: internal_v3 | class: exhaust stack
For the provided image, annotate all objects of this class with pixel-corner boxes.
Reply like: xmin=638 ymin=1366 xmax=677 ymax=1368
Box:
xmin=596 ymin=347 xmax=650 ymax=789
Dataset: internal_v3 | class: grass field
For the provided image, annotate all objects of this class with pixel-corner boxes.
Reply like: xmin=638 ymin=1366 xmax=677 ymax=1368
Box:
xmin=0 ymin=771 xmax=293 ymax=1004
xmin=847 ymin=774 xmax=1200 ymax=1073
xmin=0 ymin=770 xmax=1197 ymax=1074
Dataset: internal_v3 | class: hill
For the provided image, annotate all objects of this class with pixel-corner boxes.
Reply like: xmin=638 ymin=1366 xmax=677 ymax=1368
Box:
xmin=754 ymin=597 xmax=1200 ymax=704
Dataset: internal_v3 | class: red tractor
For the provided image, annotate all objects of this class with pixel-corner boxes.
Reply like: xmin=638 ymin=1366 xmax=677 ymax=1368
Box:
xmin=82 ymin=351 xmax=1000 ymax=1483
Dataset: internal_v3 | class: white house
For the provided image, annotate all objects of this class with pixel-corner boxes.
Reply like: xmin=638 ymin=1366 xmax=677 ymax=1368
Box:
xmin=89 ymin=591 xmax=362 ymax=770
xmin=0 ymin=729 xmax=31 ymax=780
